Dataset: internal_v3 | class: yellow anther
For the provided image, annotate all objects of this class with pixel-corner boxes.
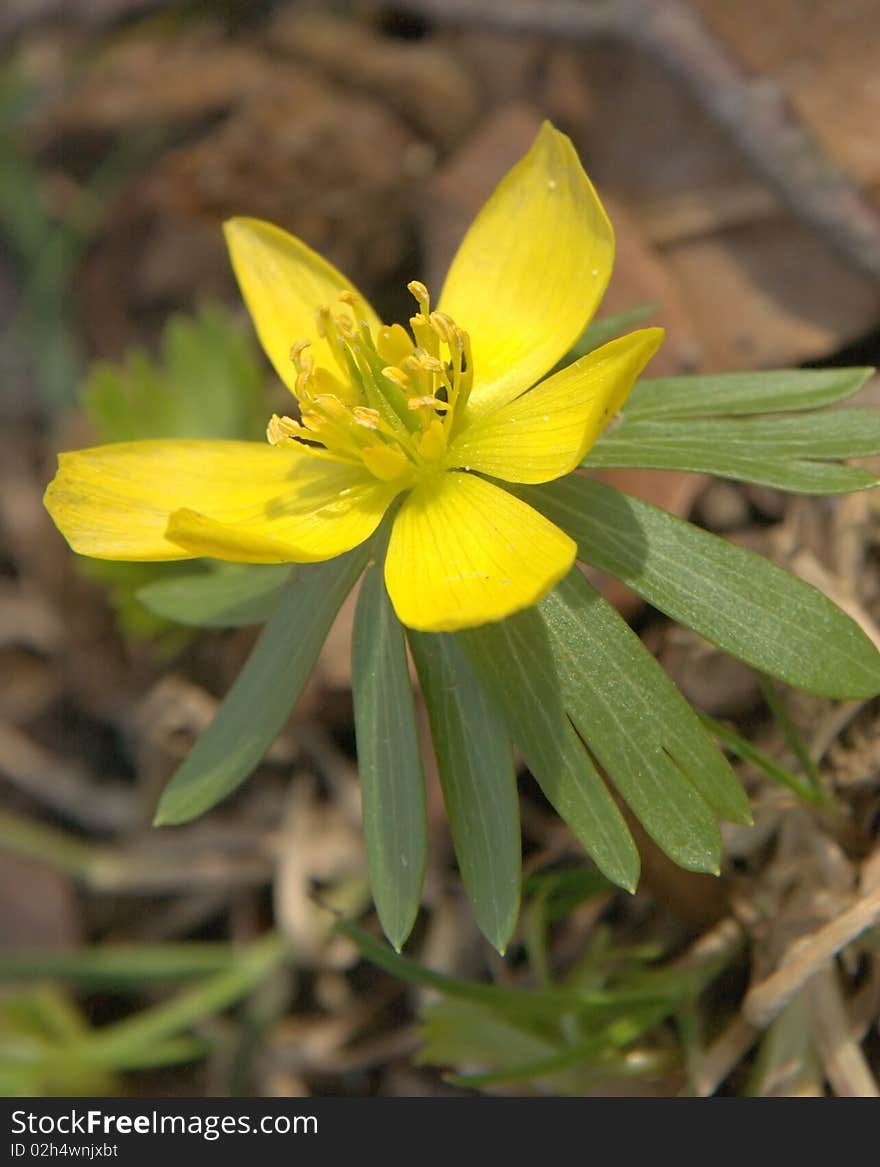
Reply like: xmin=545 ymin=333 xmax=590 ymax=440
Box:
xmin=337 ymin=290 xmax=359 ymax=310
xmin=289 ymin=340 xmax=312 ymax=372
xmin=351 ymin=407 xmax=381 ymax=430
xmin=381 ymin=365 xmax=410 ymax=390
xmin=407 ymin=280 xmax=430 ymax=315
xmin=408 ymin=394 xmax=444 ymax=411
xmin=315 ymin=305 xmax=331 ymax=339
xmin=428 ymin=312 xmax=455 ymax=343
xmin=267 ymin=414 xmax=304 ymax=446
xmin=415 ymin=352 xmax=444 ymax=373
xmin=334 ymin=312 xmax=355 ymax=339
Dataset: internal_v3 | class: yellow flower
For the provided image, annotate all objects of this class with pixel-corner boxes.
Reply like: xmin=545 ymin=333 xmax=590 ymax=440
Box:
xmin=44 ymin=123 xmax=663 ymax=632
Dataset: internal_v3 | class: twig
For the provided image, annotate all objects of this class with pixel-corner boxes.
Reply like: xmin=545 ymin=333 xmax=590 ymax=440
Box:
xmin=743 ymin=885 xmax=880 ymax=1028
xmin=806 ymin=964 xmax=879 ymax=1097
xmin=685 ymin=1013 xmax=761 ymax=1097
xmin=0 ymin=809 xmax=273 ymax=893
xmin=396 ymin=0 xmax=625 ymax=39
xmin=401 ymin=0 xmax=880 ymax=284
xmin=0 ymin=721 xmax=134 ymax=832
xmin=633 ymin=1 xmax=880 ymax=284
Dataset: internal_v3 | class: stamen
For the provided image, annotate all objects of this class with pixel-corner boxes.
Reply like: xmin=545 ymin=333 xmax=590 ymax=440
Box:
xmin=407 ymin=280 xmax=430 ymax=316
xmin=381 ymin=366 xmax=410 ymax=391
xmin=271 ymin=280 xmax=474 ymax=482
xmin=289 ymin=340 xmax=313 ymax=373
xmin=267 ymin=414 xmax=304 ymax=446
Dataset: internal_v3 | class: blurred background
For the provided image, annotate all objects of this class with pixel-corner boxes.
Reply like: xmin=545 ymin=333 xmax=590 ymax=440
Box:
xmin=2 ymin=0 xmax=880 ymax=1097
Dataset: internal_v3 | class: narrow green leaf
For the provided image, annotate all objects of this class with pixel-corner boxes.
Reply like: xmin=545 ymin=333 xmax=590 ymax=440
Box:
xmin=457 ymin=610 xmax=639 ymax=893
xmin=337 ymin=919 xmax=672 ymax=1018
xmin=541 ymin=577 xmax=719 ymax=873
xmin=566 ymin=304 xmax=657 ymax=361
xmin=588 ymin=445 xmax=877 ymax=494
xmin=0 ymin=943 xmax=253 ymax=987
xmin=154 ymin=549 xmax=367 ymax=825
xmin=137 ymin=564 xmax=293 ymax=627
xmin=75 ymin=933 xmax=286 ymax=1069
xmin=352 ymin=553 xmax=427 ymax=950
xmin=617 ymin=409 xmax=880 ymax=455
xmin=521 ymin=476 xmax=880 ymax=699
xmin=699 ymin=714 xmax=828 ymax=806
xmin=408 ymin=631 xmax=521 ymax=953
xmin=624 ymin=367 xmax=874 ymax=422
xmin=418 ymin=998 xmax=562 ymax=1076
xmin=756 ymin=674 xmax=824 ymax=795
xmin=544 ymin=573 xmax=749 ymax=824
xmin=541 ymin=570 xmax=752 ymax=871
xmin=589 ymin=410 xmax=880 ymax=493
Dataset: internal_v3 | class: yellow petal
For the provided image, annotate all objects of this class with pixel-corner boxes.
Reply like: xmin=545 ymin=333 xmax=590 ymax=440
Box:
xmin=44 ymin=439 xmax=399 ymax=563
xmin=224 ymin=217 xmax=381 ymax=392
xmin=385 ymin=472 xmax=575 ymax=632
xmin=437 ymin=122 xmax=614 ymax=418
xmin=447 ymin=328 xmax=664 ymax=484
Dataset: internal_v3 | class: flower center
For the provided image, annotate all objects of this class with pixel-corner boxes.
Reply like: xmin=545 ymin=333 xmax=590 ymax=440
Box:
xmin=266 ymin=282 xmax=473 ymax=483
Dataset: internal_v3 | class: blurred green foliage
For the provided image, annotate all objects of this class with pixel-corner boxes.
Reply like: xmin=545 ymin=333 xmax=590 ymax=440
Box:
xmin=77 ymin=303 xmax=270 ymax=645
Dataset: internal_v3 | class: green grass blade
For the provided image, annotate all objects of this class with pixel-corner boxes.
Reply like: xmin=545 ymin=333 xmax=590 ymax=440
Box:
xmin=0 ymin=944 xmax=248 ymax=987
xmin=352 ymin=555 xmax=427 ymax=951
xmin=457 ymin=610 xmax=639 ymax=892
xmin=73 ymin=933 xmax=285 ymax=1070
xmin=522 ymin=476 xmax=880 ymax=699
xmin=154 ymin=549 xmax=368 ymax=825
xmin=624 ymin=367 xmax=874 ymax=421
xmin=409 ymin=631 xmax=521 ymax=953
xmin=698 ymin=714 xmax=828 ymax=806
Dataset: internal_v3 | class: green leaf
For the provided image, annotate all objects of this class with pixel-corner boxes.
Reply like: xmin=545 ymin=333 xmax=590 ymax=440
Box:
xmin=337 ymin=918 xmax=674 ymax=1018
xmin=418 ymin=997 xmax=561 ymax=1074
xmin=561 ymin=304 xmax=657 ymax=365
xmin=137 ymin=564 xmax=293 ymax=628
xmin=0 ymin=943 xmax=258 ymax=987
xmin=540 ymin=570 xmax=752 ymax=872
xmin=521 ymin=476 xmax=880 ymax=699
xmin=154 ymin=549 xmax=367 ymax=825
xmin=699 ymin=714 xmax=828 ymax=806
xmin=623 ymin=367 xmax=874 ymax=422
xmin=83 ymin=302 xmax=267 ymax=444
xmin=457 ymin=610 xmax=639 ymax=893
xmin=352 ymin=551 xmax=427 ymax=950
xmin=589 ymin=410 xmax=880 ymax=493
xmin=408 ymin=631 xmax=521 ymax=953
